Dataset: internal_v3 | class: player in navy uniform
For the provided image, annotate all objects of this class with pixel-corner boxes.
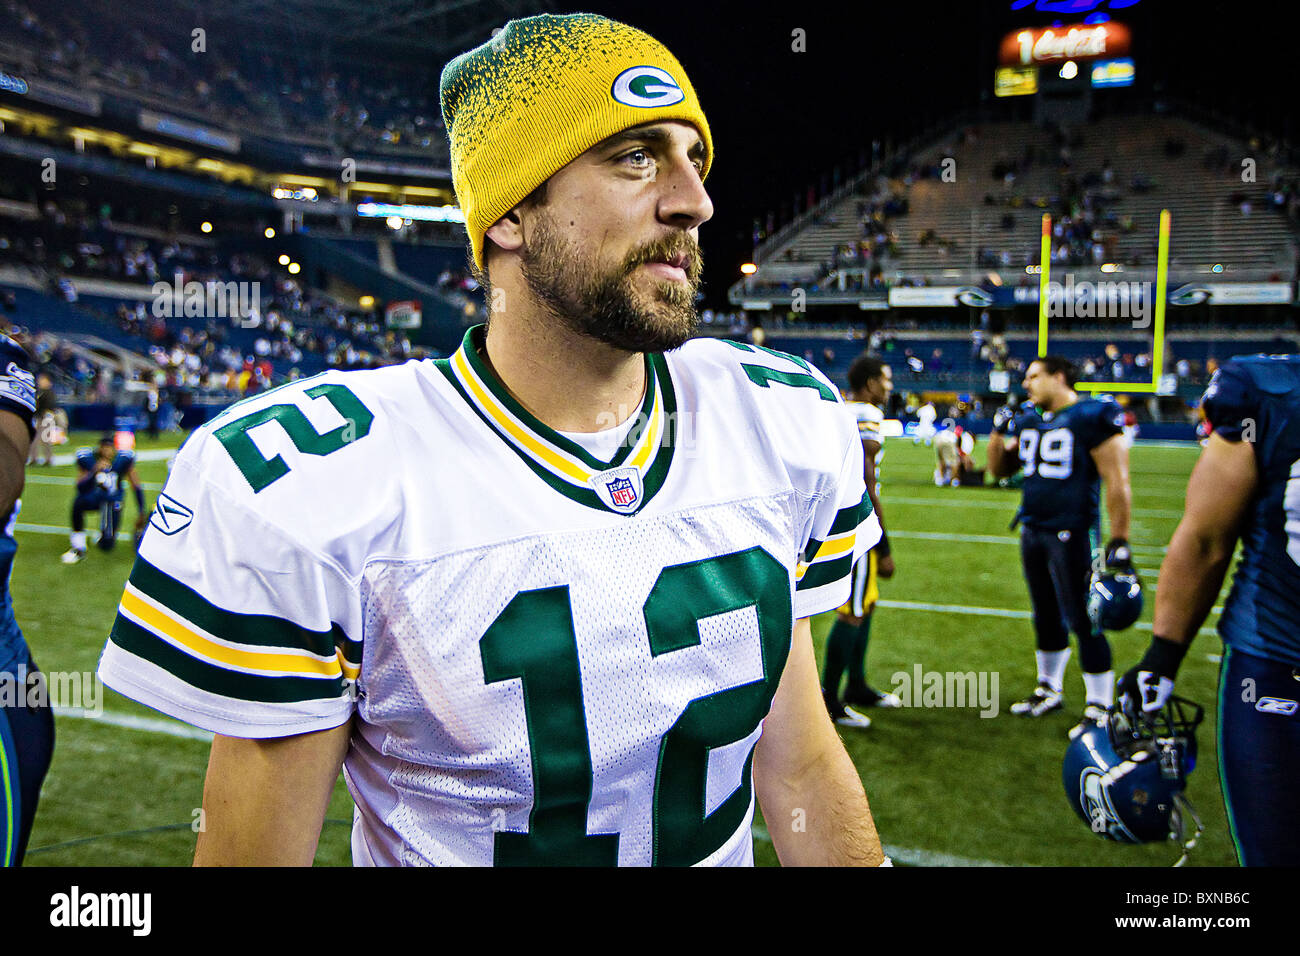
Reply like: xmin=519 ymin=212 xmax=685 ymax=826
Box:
xmin=987 ymin=356 xmax=1133 ymax=736
xmin=1119 ymin=355 xmax=1300 ymax=865
xmin=0 ymin=332 xmax=51 ymax=865
xmin=61 ymin=436 xmax=146 ymax=563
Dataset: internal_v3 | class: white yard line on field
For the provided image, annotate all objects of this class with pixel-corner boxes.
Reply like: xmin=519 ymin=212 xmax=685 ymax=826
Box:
xmin=888 ymin=530 xmax=1168 ymax=553
xmin=45 ymin=448 xmax=177 ymax=466
xmin=873 ymin=598 xmax=1220 ymax=636
xmin=886 ymin=496 xmax=1186 ymax=519
xmin=53 ymin=706 xmax=214 ymax=741
xmin=24 ymin=474 xmax=165 ymax=491
xmin=15 ymin=521 xmax=134 ymax=540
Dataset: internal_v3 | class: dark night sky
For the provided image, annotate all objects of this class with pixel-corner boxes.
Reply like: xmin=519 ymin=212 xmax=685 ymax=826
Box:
xmin=572 ymin=0 xmax=1300 ymax=309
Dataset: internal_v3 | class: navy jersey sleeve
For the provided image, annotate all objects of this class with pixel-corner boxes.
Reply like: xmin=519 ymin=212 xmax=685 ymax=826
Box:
xmin=1086 ymin=400 xmax=1126 ymax=448
xmin=1200 ymin=363 xmax=1256 ymax=441
xmin=113 ymin=449 xmax=136 ymax=473
xmin=0 ymin=334 xmax=35 ymax=439
xmin=1008 ymin=407 xmax=1037 ymax=436
xmin=75 ymin=448 xmax=96 ymax=470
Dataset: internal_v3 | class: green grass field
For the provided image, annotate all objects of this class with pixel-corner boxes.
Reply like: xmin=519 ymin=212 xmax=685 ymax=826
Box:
xmin=16 ymin=430 xmax=1234 ymax=866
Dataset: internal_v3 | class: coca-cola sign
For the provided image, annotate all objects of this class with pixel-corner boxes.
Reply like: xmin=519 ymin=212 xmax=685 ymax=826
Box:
xmin=998 ymin=22 xmax=1132 ymax=65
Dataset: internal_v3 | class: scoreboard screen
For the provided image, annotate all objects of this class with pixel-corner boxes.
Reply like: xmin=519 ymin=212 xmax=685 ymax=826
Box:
xmin=1091 ymin=57 xmax=1136 ymax=87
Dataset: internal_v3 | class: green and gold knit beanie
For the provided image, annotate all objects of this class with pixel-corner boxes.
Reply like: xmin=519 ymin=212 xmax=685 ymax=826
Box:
xmin=439 ymin=12 xmax=713 ymax=271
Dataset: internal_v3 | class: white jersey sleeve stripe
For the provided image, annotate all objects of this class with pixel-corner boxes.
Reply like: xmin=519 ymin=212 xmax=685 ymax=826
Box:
xmin=97 ymin=644 xmax=354 ymax=739
xmin=103 ymin=555 xmax=355 ymax=709
xmin=121 ymin=583 xmax=344 ymax=677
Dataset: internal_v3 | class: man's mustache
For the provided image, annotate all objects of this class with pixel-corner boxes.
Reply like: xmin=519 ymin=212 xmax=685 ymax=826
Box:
xmin=630 ymin=239 xmax=704 ymax=283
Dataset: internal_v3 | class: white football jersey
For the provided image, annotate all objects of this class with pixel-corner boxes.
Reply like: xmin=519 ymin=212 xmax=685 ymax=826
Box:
xmin=848 ymin=400 xmax=885 ymax=494
xmin=98 ymin=328 xmax=877 ymax=866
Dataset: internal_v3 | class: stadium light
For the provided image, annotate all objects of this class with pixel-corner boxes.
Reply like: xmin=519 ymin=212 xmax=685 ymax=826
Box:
xmin=1100 ymin=262 xmax=1119 ymax=273
xmin=278 ymin=254 xmax=290 ymax=265
xmin=287 ymin=262 xmax=301 ymax=275
xmin=386 ymin=216 xmax=404 ymax=230
xmin=1059 ymin=60 xmax=1078 ymax=80
xmin=358 ymin=202 xmax=465 ymax=224
xmin=1211 ymin=263 xmax=1224 ymax=273
xmin=740 ymin=263 xmax=757 ymax=275
xmin=359 ymin=295 xmax=375 ymax=309
xmin=264 ymin=227 xmax=276 ymax=239
xmin=200 ymin=221 xmax=213 ymax=233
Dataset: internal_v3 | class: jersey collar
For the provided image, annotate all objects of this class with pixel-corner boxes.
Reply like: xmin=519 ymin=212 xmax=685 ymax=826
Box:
xmin=434 ymin=325 xmax=677 ymax=516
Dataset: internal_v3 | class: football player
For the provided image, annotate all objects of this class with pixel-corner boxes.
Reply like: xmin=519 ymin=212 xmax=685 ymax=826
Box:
xmin=97 ymin=14 xmax=888 ymax=867
xmin=1119 ymin=355 xmax=1300 ymax=865
xmin=987 ymin=356 xmax=1133 ymax=737
xmin=823 ymin=355 xmax=900 ymax=727
xmin=913 ymin=401 xmax=937 ymax=445
xmin=0 ymin=332 xmax=52 ymax=865
xmin=62 ymin=436 xmax=146 ymax=563
xmin=933 ymin=424 xmax=976 ymax=487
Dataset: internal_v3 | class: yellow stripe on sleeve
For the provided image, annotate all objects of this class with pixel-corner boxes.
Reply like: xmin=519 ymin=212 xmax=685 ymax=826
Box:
xmin=119 ymin=588 xmax=344 ymax=679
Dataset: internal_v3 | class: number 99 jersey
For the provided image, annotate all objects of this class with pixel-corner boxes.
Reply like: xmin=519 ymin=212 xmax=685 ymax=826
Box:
xmin=1013 ymin=397 xmax=1125 ymax=532
xmin=97 ymin=327 xmax=878 ymax=866
xmin=1201 ymin=355 xmax=1300 ymax=668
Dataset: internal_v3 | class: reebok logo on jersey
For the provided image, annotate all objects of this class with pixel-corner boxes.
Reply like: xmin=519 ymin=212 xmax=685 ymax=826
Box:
xmin=589 ymin=466 xmax=643 ymax=514
xmin=611 ymin=66 xmax=684 ymax=108
xmin=1255 ymin=696 xmax=1298 ymax=716
xmin=149 ymin=493 xmax=193 ymax=535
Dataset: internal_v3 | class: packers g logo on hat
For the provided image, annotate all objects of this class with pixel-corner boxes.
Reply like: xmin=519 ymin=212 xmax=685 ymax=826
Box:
xmin=611 ymin=66 xmax=685 ymax=108
xmin=439 ymin=13 xmax=713 ymax=271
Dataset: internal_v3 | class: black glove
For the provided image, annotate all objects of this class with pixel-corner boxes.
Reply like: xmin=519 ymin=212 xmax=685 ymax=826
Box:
xmin=1104 ymin=537 xmax=1133 ymax=571
xmin=1118 ymin=635 xmax=1188 ymax=717
xmin=991 ymin=406 xmax=1016 ymax=435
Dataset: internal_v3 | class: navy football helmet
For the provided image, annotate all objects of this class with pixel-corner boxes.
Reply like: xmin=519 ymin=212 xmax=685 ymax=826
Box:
xmin=1063 ymin=696 xmax=1204 ymax=862
xmin=1088 ymin=571 xmax=1143 ymax=630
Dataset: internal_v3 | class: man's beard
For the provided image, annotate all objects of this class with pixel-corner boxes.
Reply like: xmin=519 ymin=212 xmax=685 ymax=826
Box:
xmin=518 ymin=210 xmax=703 ymax=353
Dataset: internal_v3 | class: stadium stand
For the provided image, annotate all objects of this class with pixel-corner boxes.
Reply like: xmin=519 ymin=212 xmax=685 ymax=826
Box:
xmin=0 ymin=1 xmax=447 ymax=160
xmin=738 ymin=111 xmax=1299 ymax=301
xmin=0 ymin=0 xmax=1294 ymax=438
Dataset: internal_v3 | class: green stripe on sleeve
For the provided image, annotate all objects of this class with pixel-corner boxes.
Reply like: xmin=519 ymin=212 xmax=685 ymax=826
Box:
xmin=829 ymin=490 xmax=871 ymax=536
xmin=109 ymin=615 xmax=346 ymax=705
xmin=128 ymin=556 xmax=348 ymax=657
xmin=339 ymin=635 xmax=364 ymax=668
xmin=795 ymin=554 xmax=853 ymax=592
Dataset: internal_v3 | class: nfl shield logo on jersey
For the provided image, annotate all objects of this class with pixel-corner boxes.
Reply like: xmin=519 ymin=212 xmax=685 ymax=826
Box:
xmin=608 ymin=477 xmax=636 ymax=508
xmin=589 ymin=466 xmax=643 ymax=515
